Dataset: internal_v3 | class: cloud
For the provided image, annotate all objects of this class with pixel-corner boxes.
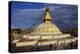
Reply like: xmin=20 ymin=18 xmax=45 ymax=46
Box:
xmin=15 ymin=8 xmax=44 ymax=15
xmin=12 ymin=5 xmax=58 ymax=18
xmin=11 ymin=8 xmax=46 ymax=29
xmin=12 ymin=8 xmax=45 ymax=21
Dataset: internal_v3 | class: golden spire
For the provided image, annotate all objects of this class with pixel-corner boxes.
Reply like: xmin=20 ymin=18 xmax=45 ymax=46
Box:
xmin=44 ymin=7 xmax=52 ymax=23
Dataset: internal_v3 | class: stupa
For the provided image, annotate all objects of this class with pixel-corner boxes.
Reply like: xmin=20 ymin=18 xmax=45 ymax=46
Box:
xmin=32 ymin=7 xmax=62 ymax=34
xmin=14 ymin=7 xmax=77 ymax=49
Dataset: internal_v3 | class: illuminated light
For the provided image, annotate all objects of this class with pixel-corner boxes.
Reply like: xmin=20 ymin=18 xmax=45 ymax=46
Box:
xmin=72 ymin=39 xmax=76 ymax=42
xmin=28 ymin=36 xmax=40 ymax=39
xmin=53 ymin=34 xmax=71 ymax=39
xmin=59 ymin=35 xmax=64 ymax=38
xmin=54 ymin=35 xmax=59 ymax=39
xmin=72 ymin=37 xmax=78 ymax=42
xmin=59 ymin=40 xmax=65 ymax=45
xmin=65 ymin=39 xmax=72 ymax=43
xmin=13 ymin=39 xmax=20 ymax=43
xmin=42 ymin=35 xmax=53 ymax=39
xmin=23 ymin=35 xmax=29 ymax=38
xmin=38 ymin=41 xmax=57 ymax=46
xmin=64 ymin=34 xmax=71 ymax=37
xmin=16 ymin=41 xmax=37 ymax=47
xmin=74 ymin=37 xmax=78 ymax=40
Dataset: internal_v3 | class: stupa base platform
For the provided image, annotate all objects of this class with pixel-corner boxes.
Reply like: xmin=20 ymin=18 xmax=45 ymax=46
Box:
xmin=11 ymin=42 xmax=78 ymax=53
xmin=15 ymin=37 xmax=77 ymax=47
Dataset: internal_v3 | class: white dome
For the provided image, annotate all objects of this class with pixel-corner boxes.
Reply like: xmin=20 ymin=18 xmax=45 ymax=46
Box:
xmin=32 ymin=22 xmax=62 ymax=34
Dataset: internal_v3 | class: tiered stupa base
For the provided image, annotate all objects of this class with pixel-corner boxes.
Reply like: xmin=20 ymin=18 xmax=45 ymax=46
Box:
xmin=13 ymin=34 xmax=77 ymax=47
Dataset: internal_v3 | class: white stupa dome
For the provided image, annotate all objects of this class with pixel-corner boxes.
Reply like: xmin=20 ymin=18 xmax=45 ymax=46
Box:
xmin=32 ymin=22 xmax=62 ymax=34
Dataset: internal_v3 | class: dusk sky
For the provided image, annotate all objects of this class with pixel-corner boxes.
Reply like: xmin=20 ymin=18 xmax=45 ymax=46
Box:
xmin=11 ymin=1 xmax=78 ymax=30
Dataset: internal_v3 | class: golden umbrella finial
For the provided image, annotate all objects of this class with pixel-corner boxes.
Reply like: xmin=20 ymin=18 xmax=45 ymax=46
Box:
xmin=44 ymin=3 xmax=52 ymax=23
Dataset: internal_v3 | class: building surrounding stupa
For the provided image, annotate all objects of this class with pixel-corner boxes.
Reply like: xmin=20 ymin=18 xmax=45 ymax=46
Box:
xmin=13 ymin=7 xmax=77 ymax=49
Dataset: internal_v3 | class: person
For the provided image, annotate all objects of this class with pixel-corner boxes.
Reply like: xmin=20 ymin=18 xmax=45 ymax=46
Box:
xmin=49 ymin=44 xmax=53 ymax=50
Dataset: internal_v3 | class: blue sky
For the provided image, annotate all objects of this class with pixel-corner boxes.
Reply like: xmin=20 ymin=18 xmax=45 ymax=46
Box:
xmin=11 ymin=1 xmax=78 ymax=30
